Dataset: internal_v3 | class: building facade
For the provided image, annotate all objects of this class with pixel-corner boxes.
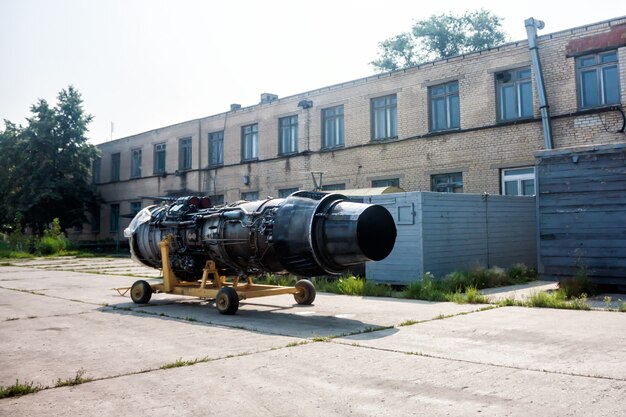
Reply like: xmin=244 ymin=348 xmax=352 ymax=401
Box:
xmin=78 ymin=16 xmax=626 ymax=242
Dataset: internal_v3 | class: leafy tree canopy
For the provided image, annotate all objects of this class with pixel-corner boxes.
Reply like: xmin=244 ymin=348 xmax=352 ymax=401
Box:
xmin=0 ymin=86 xmax=100 ymax=233
xmin=371 ymin=9 xmax=508 ymax=72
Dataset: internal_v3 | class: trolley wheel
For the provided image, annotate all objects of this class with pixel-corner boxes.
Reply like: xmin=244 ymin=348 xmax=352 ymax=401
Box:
xmin=216 ymin=287 xmax=239 ymax=315
xmin=130 ymin=280 xmax=152 ymax=304
xmin=294 ymin=279 xmax=316 ymax=305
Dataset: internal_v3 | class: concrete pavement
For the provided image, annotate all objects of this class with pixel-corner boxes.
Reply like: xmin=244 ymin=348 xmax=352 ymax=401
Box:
xmin=0 ymin=258 xmax=625 ymax=416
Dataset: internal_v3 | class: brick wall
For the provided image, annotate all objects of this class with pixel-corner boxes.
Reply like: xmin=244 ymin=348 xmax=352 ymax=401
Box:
xmin=82 ymin=16 xmax=626 ymax=241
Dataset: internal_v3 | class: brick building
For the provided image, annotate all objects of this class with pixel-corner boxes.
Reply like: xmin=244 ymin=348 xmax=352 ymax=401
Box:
xmin=79 ymin=16 xmax=626 ymax=242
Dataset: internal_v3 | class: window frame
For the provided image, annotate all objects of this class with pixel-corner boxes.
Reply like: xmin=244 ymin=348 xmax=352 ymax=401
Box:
xmin=209 ymin=194 xmax=225 ymax=206
xmin=431 ymin=172 xmax=464 ymax=193
xmin=501 ymin=167 xmax=536 ymax=196
xmin=496 ymin=68 xmax=534 ymax=122
xmin=109 ymin=204 xmax=120 ymax=233
xmin=241 ymin=191 xmax=259 ymax=201
xmin=92 ymin=158 xmax=101 ymax=184
xmin=321 ymin=105 xmax=345 ymax=149
xmin=372 ymin=178 xmax=400 ymax=188
xmin=130 ymin=201 xmax=142 ymax=216
xmin=429 ymin=81 xmax=460 ymax=132
xmin=209 ymin=131 xmax=224 ymax=167
xmin=278 ymin=187 xmax=299 ymax=198
xmin=278 ymin=115 xmax=298 ymax=155
xmin=153 ymin=142 xmax=166 ymax=174
xmin=371 ymin=94 xmax=398 ymax=141
xmin=321 ymin=183 xmax=346 ymax=191
xmin=576 ymin=50 xmax=620 ymax=109
xmin=130 ymin=148 xmax=142 ymax=179
xmin=241 ymin=124 xmax=259 ymax=162
xmin=178 ymin=137 xmax=192 ymax=171
xmin=110 ymin=153 xmax=120 ymax=182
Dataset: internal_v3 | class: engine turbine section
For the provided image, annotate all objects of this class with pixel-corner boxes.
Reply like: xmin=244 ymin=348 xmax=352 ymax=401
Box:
xmin=125 ymin=191 xmax=397 ymax=280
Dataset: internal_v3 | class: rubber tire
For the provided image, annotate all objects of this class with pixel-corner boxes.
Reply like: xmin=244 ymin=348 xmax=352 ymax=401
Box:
xmin=216 ymin=287 xmax=239 ymax=315
xmin=294 ymin=279 xmax=316 ymax=305
xmin=130 ymin=280 xmax=152 ymax=304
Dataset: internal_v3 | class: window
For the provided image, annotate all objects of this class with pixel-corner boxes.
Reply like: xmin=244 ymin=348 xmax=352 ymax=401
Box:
xmin=91 ymin=208 xmax=100 ymax=233
xmin=209 ymin=194 xmax=224 ymax=206
xmin=430 ymin=81 xmax=460 ymax=131
xmin=109 ymin=204 xmax=120 ymax=233
xmin=502 ymin=167 xmax=535 ymax=196
xmin=431 ymin=173 xmax=463 ymax=193
xmin=111 ymin=153 xmax=120 ymax=182
xmin=372 ymin=178 xmax=400 ymax=188
xmin=241 ymin=191 xmax=259 ymax=201
xmin=154 ymin=143 xmax=166 ymax=174
xmin=577 ymin=51 xmax=620 ymax=109
xmin=209 ymin=131 xmax=224 ymax=167
xmin=92 ymin=158 xmax=101 ymax=184
xmin=241 ymin=124 xmax=259 ymax=161
xmin=496 ymin=68 xmax=533 ymax=121
xmin=131 ymin=148 xmax=142 ymax=178
xmin=371 ymin=95 xmax=397 ymax=140
xmin=322 ymin=105 xmax=344 ymax=149
xmin=278 ymin=187 xmax=299 ymax=198
xmin=179 ymin=137 xmax=192 ymax=170
xmin=130 ymin=201 xmax=142 ymax=216
xmin=279 ymin=115 xmax=298 ymax=155
xmin=321 ymin=183 xmax=346 ymax=191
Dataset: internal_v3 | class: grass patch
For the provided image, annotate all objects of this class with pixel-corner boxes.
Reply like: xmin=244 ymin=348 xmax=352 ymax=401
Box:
xmin=55 ymin=369 xmax=92 ymax=387
xmin=311 ymin=336 xmax=330 ymax=342
xmin=0 ymin=380 xmax=42 ymax=398
xmin=399 ymin=319 xmax=421 ymax=327
xmin=285 ymin=341 xmax=309 ymax=348
xmin=498 ymin=290 xmax=590 ymax=310
xmin=160 ymin=356 xmax=209 ymax=370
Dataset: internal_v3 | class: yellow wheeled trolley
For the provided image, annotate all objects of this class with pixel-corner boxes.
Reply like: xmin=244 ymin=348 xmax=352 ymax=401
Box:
xmin=119 ymin=235 xmax=316 ymax=315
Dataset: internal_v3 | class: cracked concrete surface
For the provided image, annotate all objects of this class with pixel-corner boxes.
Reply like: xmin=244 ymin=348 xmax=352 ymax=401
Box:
xmin=1 ymin=259 xmax=625 ymax=416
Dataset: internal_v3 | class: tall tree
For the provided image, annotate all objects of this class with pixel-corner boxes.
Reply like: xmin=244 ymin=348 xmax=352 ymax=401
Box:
xmin=371 ymin=9 xmax=508 ymax=72
xmin=0 ymin=86 xmax=99 ymax=233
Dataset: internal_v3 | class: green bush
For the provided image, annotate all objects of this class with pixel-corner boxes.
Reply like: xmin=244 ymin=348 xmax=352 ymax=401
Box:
xmin=35 ymin=236 xmax=67 ymax=255
xmin=33 ymin=218 xmax=70 ymax=256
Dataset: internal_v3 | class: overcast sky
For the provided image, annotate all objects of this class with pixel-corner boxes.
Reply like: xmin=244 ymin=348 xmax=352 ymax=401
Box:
xmin=0 ymin=0 xmax=623 ymax=144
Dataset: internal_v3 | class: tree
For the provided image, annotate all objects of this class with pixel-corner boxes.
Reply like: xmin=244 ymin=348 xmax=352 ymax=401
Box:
xmin=371 ymin=9 xmax=508 ymax=72
xmin=0 ymin=86 xmax=99 ymax=234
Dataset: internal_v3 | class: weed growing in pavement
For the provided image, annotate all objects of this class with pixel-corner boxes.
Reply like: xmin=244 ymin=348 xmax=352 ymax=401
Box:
xmin=498 ymin=290 xmax=590 ymax=310
xmin=618 ymin=301 xmax=626 ymax=313
xmin=160 ymin=357 xmax=209 ymax=370
xmin=559 ymin=268 xmax=597 ymax=298
xmin=55 ymin=369 xmax=92 ymax=387
xmin=0 ymin=380 xmax=42 ymax=398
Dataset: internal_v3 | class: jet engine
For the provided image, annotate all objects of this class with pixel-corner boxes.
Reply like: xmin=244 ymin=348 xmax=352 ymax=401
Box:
xmin=125 ymin=191 xmax=397 ymax=280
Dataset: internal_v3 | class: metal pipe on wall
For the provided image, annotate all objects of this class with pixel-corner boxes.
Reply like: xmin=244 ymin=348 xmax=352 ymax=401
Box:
xmin=525 ymin=17 xmax=554 ymax=150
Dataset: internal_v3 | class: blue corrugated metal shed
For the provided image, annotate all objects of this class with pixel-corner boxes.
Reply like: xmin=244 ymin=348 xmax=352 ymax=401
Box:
xmin=364 ymin=192 xmax=537 ymax=284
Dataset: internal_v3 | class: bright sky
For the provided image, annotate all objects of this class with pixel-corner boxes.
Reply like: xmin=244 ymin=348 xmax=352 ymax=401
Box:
xmin=0 ymin=0 xmax=623 ymax=144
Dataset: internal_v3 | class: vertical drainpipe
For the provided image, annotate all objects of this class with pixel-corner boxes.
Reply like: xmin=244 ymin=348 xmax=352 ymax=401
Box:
xmin=197 ymin=119 xmax=202 ymax=193
xmin=525 ymin=17 xmax=553 ymax=149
